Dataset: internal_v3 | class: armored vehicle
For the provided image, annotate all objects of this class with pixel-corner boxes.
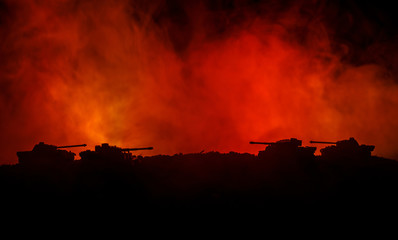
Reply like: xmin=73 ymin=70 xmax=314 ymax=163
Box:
xmin=17 ymin=142 xmax=87 ymax=165
xmin=250 ymin=138 xmax=316 ymax=159
xmin=79 ymin=143 xmax=153 ymax=163
xmin=310 ymin=137 xmax=375 ymax=160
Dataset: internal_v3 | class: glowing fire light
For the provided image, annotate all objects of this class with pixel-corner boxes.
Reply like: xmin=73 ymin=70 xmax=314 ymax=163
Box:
xmin=1 ymin=0 xmax=398 ymax=163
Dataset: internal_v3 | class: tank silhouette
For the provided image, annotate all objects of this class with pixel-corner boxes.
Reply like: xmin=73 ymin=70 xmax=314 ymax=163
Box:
xmin=250 ymin=138 xmax=316 ymax=159
xmin=17 ymin=142 xmax=87 ymax=165
xmin=310 ymin=137 xmax=375 ymax=160
xmin=79 ymin=143 xmax=153 ymax=163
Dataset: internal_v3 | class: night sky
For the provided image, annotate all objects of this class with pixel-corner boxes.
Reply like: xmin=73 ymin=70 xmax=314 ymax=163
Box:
xmin=1 ymin=0 xmax=398 ymax=165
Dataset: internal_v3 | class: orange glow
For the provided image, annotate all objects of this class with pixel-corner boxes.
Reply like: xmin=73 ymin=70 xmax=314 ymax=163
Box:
xmin=1 ymin=0 xmax=398 ymax=164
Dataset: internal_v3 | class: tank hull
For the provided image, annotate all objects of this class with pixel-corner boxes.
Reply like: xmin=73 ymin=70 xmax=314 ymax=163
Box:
xmin=17 ymin=149 xmax=75 ymax=165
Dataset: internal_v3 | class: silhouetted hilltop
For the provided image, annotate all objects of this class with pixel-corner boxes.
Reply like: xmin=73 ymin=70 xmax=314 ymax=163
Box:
xmin=1 ymin=140 xmax=398 ymax=212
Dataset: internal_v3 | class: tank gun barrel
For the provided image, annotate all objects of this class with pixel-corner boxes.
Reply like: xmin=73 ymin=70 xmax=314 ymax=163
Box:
xmin=310 ymin=141 xmax=337 ymax=144
xmin=249 ymin=141 xmax=273 ymax=145
xmin=121 ymin=147 xmax=154 ymax=152
xmin=56 ymin=144 xmax=87 ymax=149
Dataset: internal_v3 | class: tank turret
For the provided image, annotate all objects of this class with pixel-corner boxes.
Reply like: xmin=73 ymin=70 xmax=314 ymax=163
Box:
xmin=250 ymin=138 xmax=303 ymax=147
xmin=310 ymin=137 xmax=375 ymax=160
xmin=17 ymin=142 xmax=87 ymax=165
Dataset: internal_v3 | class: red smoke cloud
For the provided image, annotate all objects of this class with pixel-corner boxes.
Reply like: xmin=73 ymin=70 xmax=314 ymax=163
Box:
xmin=1 ymin=0 xmax=398 ymax=164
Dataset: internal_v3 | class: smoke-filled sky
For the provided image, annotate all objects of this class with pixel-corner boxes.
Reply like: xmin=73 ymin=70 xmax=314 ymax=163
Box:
xmin=1 ymin=0 xmax=398 ymax=164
